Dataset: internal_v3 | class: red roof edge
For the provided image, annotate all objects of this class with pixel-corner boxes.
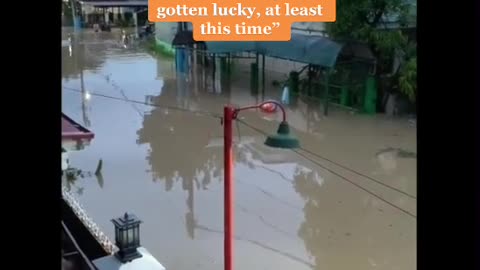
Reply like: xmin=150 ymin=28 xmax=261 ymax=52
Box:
xmin=62 ymin=113 xmax=95 ymax=141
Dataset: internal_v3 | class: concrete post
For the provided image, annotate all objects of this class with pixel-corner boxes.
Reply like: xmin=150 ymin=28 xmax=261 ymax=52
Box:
xmin=104 ymin=8 xmax=109 ymax=24
xmin=133 ymin=10 xmax=139 ymax=38
xmin=192 ymin=44 xmax=199 ymax=95
xmin=70 ymin=0 xmax=80 ymax=31
xmin=215 ymin=57 xmax=222 ymax=93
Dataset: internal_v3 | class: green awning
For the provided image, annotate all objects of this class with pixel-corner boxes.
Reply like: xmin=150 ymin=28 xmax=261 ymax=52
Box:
xmin=204 ymin=41 xmax=257 ymax=54
xmin=205 ymin=34 xmax=344 ymax=68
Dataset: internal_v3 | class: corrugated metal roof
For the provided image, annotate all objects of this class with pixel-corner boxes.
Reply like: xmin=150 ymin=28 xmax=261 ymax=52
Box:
xmin=205 ymin=34 xmax=344 ymax=68
xmin=79 ymin=0 xmax=147 ymax=7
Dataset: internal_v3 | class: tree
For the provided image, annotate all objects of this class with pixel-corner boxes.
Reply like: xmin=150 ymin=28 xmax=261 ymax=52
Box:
xmin=136 ymin=78 xmax=223 ymax=191
xmin=326 ymin=0 xmax=417 ymax=102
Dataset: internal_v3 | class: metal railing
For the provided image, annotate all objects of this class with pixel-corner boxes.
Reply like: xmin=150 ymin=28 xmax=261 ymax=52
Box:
xmin=62 ymin=185 xmax=117 ymax=255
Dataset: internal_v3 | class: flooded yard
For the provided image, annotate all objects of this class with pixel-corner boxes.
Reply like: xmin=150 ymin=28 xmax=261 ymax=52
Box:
xmin=62 ymin=29 xmax=416 ymax=270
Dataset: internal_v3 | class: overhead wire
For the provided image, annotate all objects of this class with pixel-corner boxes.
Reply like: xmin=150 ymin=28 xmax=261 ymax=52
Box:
xmin=297 ymin=147 xmax=417 ymax=199
xmin=235 ymin=118 xmax=416 ymax=199
xmin=63 ymin=86 xmax=222 ymax=120
xmin=237 ymin=119 xmax=417 ymax=219
xmin=73 ymin=33 xmax=414 ymax=198
xmin=65 ymin=82 xmax=415 ymax=199
xmin=63 ymin=86 xmax=416 ymax=218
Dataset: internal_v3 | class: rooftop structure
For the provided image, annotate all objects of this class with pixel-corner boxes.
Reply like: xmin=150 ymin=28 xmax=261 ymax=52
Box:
xmin=93 ymin=248 xmax=166 ymax=270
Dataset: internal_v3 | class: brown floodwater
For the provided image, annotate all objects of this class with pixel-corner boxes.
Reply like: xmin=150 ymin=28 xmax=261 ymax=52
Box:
xmin=62 ymin=29 xmax=416 ymax=270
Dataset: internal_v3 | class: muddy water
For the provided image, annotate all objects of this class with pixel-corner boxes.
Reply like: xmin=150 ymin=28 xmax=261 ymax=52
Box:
xmin=62 ymin=29 xmax=416 ymax=270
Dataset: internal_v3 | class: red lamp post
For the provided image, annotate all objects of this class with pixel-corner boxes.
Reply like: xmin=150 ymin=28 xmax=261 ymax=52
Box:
xmin=222 ymin=100 xmax=299 ymax=270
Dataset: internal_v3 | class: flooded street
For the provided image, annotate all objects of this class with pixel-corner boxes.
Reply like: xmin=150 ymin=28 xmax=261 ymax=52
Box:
xmin=62 ymin=29 xmax=416 ymax=270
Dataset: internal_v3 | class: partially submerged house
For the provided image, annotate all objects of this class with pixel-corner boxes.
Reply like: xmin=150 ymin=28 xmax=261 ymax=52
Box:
xmin=76 ymin=0 xmax=148 ymax=27
xmin=62 ymin=113 xmax=95 ymax=171
xmin=61 ymin=114 xmax=167 ymax=269
xmin=152 ymin=1 xmax=416 ymax=115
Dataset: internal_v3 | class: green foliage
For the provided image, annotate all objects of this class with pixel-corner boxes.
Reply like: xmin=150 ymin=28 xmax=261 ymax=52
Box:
xmin=398 ymin=56 xmax=416 ymax=102
xmin=397 ymin=40 xmax=417 ymax=101
xmin=62 ymin=2 xmax=72 ymax=17
xmin=326 ymin=0 xmax=417 ymax=102
xmin=327 ymin=0 xmax=410 ymax=52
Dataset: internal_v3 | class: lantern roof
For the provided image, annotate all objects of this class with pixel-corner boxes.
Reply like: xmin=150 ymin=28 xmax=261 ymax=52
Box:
xmin=111 ymin=213 xmax=142 ymax=228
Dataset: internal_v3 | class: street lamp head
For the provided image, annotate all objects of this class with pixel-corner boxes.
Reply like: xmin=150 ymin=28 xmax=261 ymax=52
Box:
xmin=259 ymin=102 xmax=277 ymax=114
xmin=264 ymin=121 xmax=300 ymax=149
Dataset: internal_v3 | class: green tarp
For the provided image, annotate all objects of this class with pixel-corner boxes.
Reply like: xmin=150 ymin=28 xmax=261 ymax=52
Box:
xmin=204 ymin=41 xmax=257 ymax=54
xmin=205 ymin=34 xmax=344 ymax=68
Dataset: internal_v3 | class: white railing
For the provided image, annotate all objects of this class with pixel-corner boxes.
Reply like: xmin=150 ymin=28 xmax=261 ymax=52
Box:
xmin=62 ymin=185 xmax=117 ymax=255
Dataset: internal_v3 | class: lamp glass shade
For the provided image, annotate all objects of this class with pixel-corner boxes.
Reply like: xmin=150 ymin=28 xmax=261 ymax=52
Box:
xmin=122 ymin=229 xmax=129 ymax=246
xmin=134 ymin=227 xmax=140 ymax=245
xmin=259 ymin=102 xmax=277 ymax=114
xmin=127 ymin=227 xmax=135 ymax=245
xmin=264 ymin=121 xmax=300 ymax=149
xmin=115 ymin=226 xmax=120 ymax=244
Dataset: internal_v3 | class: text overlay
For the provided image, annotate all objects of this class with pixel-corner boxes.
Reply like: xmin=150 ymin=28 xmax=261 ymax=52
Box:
xmin=148 ymin=0 xmax=336 ymax=41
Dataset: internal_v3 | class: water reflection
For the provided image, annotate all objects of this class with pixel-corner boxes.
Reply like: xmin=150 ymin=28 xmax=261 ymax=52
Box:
xmin=62 ymin=33 xmax=106 ymax=80
xmin=63 ymin=160 xmax=105 ymax=195
xmin=62 ymin=31 xmax=416 ymax=270
xmin=136 ymin=85 xmax=222 ymax=191
xmin=80 ymin=68 xmax=91 ymax=128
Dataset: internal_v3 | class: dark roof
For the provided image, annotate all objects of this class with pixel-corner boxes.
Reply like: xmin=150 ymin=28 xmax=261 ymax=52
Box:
xmin=79 ymin=0 xmax=148 ymax=7
xmin=172 ymin=30 xmax=195 ymax=47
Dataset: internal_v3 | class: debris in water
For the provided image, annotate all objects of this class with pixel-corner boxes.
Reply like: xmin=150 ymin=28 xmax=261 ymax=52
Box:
xmin=95 ymin=159 xmax=103 ymax=175
xmin=376 ymin=147 xmax=416 ymax=159
xmin=408 ymin=118 xmax=416 ymax=126
xmin=397 ymin=149 xmax=417 ymax=158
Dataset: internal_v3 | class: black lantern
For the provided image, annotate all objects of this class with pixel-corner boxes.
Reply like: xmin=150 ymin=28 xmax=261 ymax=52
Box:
xmin=111 ymin=213 xmax=143 ymax=263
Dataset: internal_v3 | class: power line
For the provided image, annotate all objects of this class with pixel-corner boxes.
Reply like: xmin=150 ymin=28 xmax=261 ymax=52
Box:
xmin=184 ymin=178 xmax=301 ymax=240
xmin=298 ymin=147 xmax=417 ymax=199
xmin=195 ymin=223 xmax=315 ymax=268
xmin=236 ymin=177 xmax=303 ymax=212
xmin=237 ymin=119 xmax=417 ymax=219
xmin=66 ymin=69 xmax=415 ymax=199
xmin=64 ymin=86 xmax=416 ymax=218
xmin=292 ymin=149 xmax=416 ymax=218
xmin=63 ymin=86 xmax=222 ymax=120
xmin=237 ymin=119 xmax=415 ymax=195
xmin=236 ymin=118 xmax=416 ymax=199
xmin=71 ymin=33 xmax=410 ymax=198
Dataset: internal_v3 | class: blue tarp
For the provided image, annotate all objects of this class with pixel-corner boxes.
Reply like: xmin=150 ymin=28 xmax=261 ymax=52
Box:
xmin=175 ymin=48 xmax=188 ymax=74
